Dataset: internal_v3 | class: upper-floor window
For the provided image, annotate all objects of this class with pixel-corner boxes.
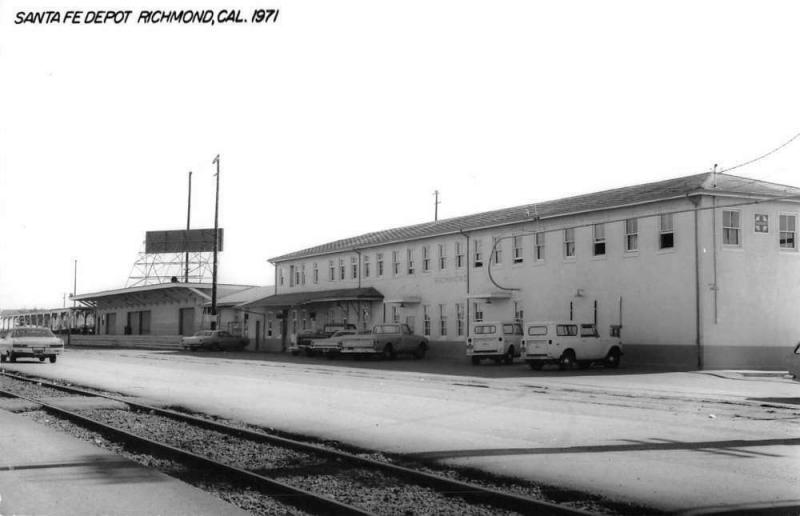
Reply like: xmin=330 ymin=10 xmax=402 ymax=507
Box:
xmin=780 ymin=214 xmax=796 ymax=249
xmin=377 ymin=253 xmax=384 ymax=276
xmin=593 ymin=224 xmax=606 ymax=256
xmin=625 ymin=218 xmax=638 ymax=252
xmin=422 ymin=246 xmax=431 ymax=272
xmin=564 ymin=228 xmax=576 ymax=257
xmin=313 ymin=263 xmax=319 ymax=284
xmin=535 ymin=232 xmax=545 ymax=261
xmin=513 ymin=236 xmax=523 ymax=263
xmin=289 ymin=265 xmax=295 ymax=287
xmin=722 ymin=210 xmax=741 ymax=246
xmin=438 ymin=244 xmax=447 ymax=270
xmin=659 ymin=214 xmax=674 ymax=249
xmin=474 ymin=239 xmax=483 ymax=267
xmin=392 ymin=251 xmax=400 ymax=275
xmin=339 ymin=258 xmax=346 ymax=280
xmin=328 ymin=260 xmax=335 ymax=281
xmin=456 ymin=241 xmax=465 ymax=268
xmin=279 ymin=267 xmax=285 ymax=286
xmin=300 ymin=264 xmax=306 ymax=285
xmin=493 ymin=237 xmax=502 ymax=264
xmin=363 ymin=255 xmax=371 ymax=278
xmin=351 ymin=256 xmax=358 ymax=279
xmin=407 ymin=248 xmax=415 ymax=275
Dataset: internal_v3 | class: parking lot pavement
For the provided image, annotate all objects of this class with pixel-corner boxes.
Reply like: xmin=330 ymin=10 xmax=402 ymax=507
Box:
xmin=3 ymin=348 xmax=800 ymax=513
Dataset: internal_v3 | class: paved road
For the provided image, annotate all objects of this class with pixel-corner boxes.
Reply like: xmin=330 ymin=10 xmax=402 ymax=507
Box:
xmin=3 ymin=349 xmax=799 ymax=513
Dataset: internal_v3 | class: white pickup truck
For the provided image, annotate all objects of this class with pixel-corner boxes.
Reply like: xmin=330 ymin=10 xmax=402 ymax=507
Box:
xmin=520 ymin=321 xmax=622 ymax=370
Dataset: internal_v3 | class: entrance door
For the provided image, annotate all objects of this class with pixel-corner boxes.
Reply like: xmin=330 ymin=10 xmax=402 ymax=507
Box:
xmin=179 ymin=308 xmax=195 ymax=336
xmin=105 ymin=313 xmax=116 ymax=335
xmin=255 ymin=321 xmax=261 ymax=351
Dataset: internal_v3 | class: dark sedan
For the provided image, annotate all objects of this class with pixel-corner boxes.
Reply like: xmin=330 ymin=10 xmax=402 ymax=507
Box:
xmin=181 ymin=330 xmax=248 ymax=351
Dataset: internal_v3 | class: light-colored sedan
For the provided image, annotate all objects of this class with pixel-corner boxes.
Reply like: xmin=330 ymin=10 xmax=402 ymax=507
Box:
xmin=309 ymin=329 xmax=360 ymax=357
xmin=181 ymin=330 xmax=248 ymax=352
xmin=0 ymin=326 xmax=64 ymax=363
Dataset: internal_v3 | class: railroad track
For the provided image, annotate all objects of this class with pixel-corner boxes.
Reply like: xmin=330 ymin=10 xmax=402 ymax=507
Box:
xmin=0 ymin=370 xmax=613 ymax=515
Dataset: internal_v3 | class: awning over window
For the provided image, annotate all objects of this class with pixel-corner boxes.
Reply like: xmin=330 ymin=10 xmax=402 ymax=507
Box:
xmin=467 ymin=291 xmax=513 ymax=301
xmin=242 ymin=287 xmax=384 ymax=308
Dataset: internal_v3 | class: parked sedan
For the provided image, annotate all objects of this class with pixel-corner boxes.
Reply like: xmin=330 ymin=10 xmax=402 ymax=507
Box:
xmin=182 ymin=330 xmax=248 ymax=351
xmin=0 ymin=326 xmax=64 ymax=363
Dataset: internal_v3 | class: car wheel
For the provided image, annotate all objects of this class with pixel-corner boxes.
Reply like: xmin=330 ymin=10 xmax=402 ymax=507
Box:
xmin=382 ymin=343 xmax=396 ymax=360
xmin=471 ymin=356 xmax=481 ymax=366
xmin=39 ymin=357 xmax=45 ymax=362
xmin=503 ymin=346 xmax=515 ymax=365
xmin=605 ymin=348 xmax=621 ymax=369
xmin=413 ymin=343 xmax=427 ymax=360
xmin=528 ymin=360 xmax=543 ymax=370
xmin=9 ymin=353 xmax=16 ymax=363
xmin=558 ymin=350 xmax=576 ymax=370
xmin=49 ymin=356 xmax=57 ymax=364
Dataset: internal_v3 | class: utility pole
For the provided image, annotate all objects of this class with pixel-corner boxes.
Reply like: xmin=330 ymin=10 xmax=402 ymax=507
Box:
xmin=211 ymin=155 xmax=220 ymax=330
xmin=185 ymin=171 xmax=192 ymax=282
xmin=433 ymin=190 xmax=441 ymax=222
xmin=68 ymin=259 xmax=77 ymax=346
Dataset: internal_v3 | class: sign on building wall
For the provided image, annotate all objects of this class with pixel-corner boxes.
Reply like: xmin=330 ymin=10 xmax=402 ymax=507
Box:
xmin=754 ymin=214 xmax=769 ymax=233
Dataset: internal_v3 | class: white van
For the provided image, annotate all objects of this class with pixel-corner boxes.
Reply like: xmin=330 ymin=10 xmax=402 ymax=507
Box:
xmin=466 ymin=321 xmax=523 ymax=365
xmin=520 ymin=321 xmax=622 ymax=370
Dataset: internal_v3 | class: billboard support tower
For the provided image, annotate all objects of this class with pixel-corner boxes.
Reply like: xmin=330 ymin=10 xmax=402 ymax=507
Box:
xmin=185 ymin=171 xmax=192 ymax=282
xmin=211 ymin=154 xmax=220 ymax=330
xmin=125 ymin=229 xmax=223 ymax=287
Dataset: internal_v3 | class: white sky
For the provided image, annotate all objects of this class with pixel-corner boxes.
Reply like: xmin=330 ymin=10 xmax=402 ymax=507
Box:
xmin=2 ymin=0 xmax=800 ymax=309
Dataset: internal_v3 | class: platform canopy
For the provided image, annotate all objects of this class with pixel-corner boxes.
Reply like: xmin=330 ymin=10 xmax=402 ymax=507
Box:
xmin=242 ymin=287 xmax=384 ymax=309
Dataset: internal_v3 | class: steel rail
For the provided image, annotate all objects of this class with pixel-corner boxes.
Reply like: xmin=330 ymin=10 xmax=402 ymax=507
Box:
xmin=0 ymin=385 xmax=372 ymax=516
xmin=1 ymin=371 xmax=594 ymax=516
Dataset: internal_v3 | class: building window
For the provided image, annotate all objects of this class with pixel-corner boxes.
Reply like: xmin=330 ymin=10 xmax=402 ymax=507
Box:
xmin=513 ymin=236 xmax=523 ymax=263
xmin=363 ymin=255 xmax=371 ymax=278
xmin=514 ymin=301 xmax=524 ymax=323
xmin=300 ymin=264 xmax=306 ymax=285
xmin=313 ymin=263 xmax=319 ymax=284
xmin=456 ymin=303 xmax=465 ymax=336
xmin=493 ymin=237 xmax=502 ymax=264
xmin=593 ymin=224 xmax=606 ymax=256
xmin=564 ymin=228 xmax=575 ymax=257
xmin=422 ymin=246 xmax=430 ymax=272
xmin=327 ymin=308 xmax=335 ymax=324
xmin=392 ymin=251 xmax=400 ymax=275
xmin=291 ymin=310 xmax=297 ymax=335
xmin=391 ymin=305 xmax=400 ymax=323
xmin=722 ymin=210 xmax=741 ymax=246
xmin=473 ymin=302 xmax=483 ymax=323
xmin=780 ymin=214 xmax=796 ymax=249
xmin=407 ymin=248 xmax=415 ymax=275
xmin=438 ymin=244 xmax=447 ymax=270
xmin=659 ymin=214 xmax=675 ymax=249
xmin=339 ymin=258 xmax=346 ymax=280
xmin=267 ymin=313 xmax=273 ymax=337
xmin=625 ymin=218 xmax=638 ymax=252
xmin=301 ymin=310 xmax=307 ymax=330
xmin=351 ymin=256 xmax=358 ymax=279
xmin=377 ymin=253 xmax=384 ymax=276
xmin=755 ymin=214 xmax=769 ymax=233
xmin=279 ymin=268 xmax=285 ymax=286
xmin=289 ymin=265 xmax=295 ymax=287
xmin=474 ymin=239 xmax=483 ymax=267
xmin=439 ymin=304 xmax=447 ymax=336
xmin=423 ymin=305 xmax=431 ymax=336
xmin=456 ymin=241 xmax=465 ymax=268
xmin=535 ymin=232 xmax=545 ymax=261
xmin=328 ymin=260 xmax=335 ymax=282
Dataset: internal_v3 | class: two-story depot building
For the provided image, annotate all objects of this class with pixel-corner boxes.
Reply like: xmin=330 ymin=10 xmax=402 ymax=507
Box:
xmin=243 ymin=172 xmax=800 ymax=370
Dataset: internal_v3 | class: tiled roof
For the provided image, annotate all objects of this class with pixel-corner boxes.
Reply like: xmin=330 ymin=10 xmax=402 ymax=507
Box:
xmin=271 ymin=172 xmax=800 ymax=262
xmin=213 ymin=286 xmax=276 ymax=307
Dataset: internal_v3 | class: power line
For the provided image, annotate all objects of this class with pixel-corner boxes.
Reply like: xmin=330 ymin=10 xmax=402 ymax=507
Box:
xmin=719 ymin=129 xmax=800 ymax=174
